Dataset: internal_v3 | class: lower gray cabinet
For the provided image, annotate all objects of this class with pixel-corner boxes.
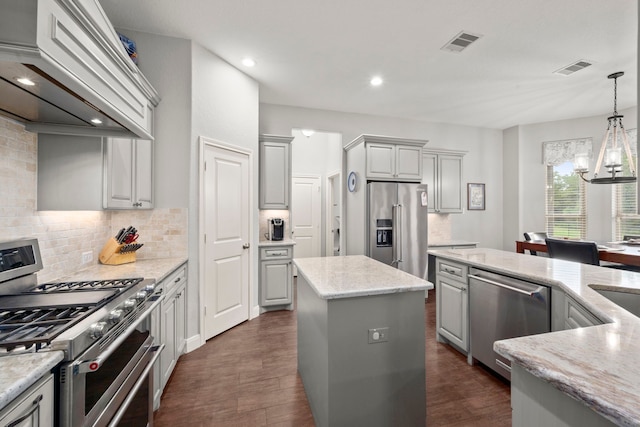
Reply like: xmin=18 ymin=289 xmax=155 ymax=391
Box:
xmin=435 ymin=258 xmax=469 ymax=353
xmin=152 ymin=263 xmax=187 ymax=411
xmin=0 ymin=374 xmax=54 ymax=427
xmin=259 ymin=245 xmax=294 ymax=308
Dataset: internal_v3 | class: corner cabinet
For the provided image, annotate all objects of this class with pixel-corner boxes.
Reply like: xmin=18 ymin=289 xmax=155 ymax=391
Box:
xmin=422 ymin=149 xmax=465 ymax=213
xmin=103 ymin=137 xmax=153 ymax=209
xmin=152 ymin=263 xmax=187 ymax=410
xmin=259 ymin=244 xmax=294 ymax=310
xmin=259 ymin=134 xmax=293 ymax=209
xmin=435 ymin=258 xmax=469 ymax=353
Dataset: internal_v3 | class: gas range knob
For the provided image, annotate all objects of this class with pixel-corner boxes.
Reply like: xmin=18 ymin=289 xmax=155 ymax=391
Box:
xmin=107 ymin=309 xmax=124 ymax=325
xmin=134 ymin=290 xmax=147 ymax=302
xmin=144 ymin=283 xmax=156 ymax=293
xmin=122 ymin=299 xmax=136 ymax=312
xmin=89 ymin=322 xmax=107 ymax=339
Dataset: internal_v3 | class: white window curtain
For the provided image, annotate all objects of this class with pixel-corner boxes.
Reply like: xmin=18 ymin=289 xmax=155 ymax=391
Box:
xmin=542 ymin=138 xmax=592 ymax=166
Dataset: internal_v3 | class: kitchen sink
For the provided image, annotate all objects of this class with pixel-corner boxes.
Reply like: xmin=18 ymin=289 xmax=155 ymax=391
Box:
xmin=589 ymin=285 xmax=640 ymax=317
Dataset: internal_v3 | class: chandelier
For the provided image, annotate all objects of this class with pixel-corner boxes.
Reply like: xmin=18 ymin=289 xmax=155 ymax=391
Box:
xmin=574 ymin=72 xmax=636 ymax=184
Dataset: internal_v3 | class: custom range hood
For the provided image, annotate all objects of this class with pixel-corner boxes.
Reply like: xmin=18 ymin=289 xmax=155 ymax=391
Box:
xmin=0 ymin=0 xmax=159 ymax=139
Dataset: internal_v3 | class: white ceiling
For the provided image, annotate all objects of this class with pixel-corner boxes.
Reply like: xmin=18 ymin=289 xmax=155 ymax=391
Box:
xmin=101 ymin=0 xmax=638 ymax=130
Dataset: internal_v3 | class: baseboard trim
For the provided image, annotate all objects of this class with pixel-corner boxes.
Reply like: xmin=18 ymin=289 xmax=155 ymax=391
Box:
xmin=185 ymin=334 xmax=202 ymax=353
xmin=251 ymin=304 xmax=260 ymax=319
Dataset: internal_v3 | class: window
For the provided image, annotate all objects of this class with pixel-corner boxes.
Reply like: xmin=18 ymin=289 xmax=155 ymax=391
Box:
xmin=613 ymin=152 xmax=640 ymax=240
xmin=545 ymin=161 xmax=586 ymax=239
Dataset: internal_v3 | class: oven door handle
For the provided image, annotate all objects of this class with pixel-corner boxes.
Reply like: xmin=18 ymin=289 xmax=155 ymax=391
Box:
xmin=74 ymin=294 xmax=164 ymax=374
xmin=107 ymin=344 xmax=164 ymax=427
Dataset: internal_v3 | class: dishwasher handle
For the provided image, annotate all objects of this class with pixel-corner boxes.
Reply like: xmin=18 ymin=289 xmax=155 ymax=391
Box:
xmin=468 ymin=274 xmax=545 ymax=297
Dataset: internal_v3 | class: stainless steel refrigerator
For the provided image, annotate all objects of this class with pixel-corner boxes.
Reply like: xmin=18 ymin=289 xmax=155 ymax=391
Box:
xmin=367 ymin=182 xmax=429 ymax=279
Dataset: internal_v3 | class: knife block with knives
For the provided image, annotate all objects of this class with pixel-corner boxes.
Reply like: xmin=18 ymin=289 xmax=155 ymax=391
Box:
xmin=99 ymin=226 xmax=144 ymax=265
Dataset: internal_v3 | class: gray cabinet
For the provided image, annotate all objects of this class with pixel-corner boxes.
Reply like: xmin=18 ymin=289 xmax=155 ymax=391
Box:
xmin=551 ymin=290 xmax=603 ymax=331
xmin=103 ymin=137 xmax=154 ymax=209
xmin=152 ymin=263 xmax=187 ymax=410
xmin=259 ymin=134 xmax=293 ymax=209
xmin=366 ymin=142 xmax=422 ymax=181
xmin=435 ymin=258 xmax=469 ymax=352
xmin=422 ymin=150 xmax=465 ymax=213
xmin=0 ymin=374 xmax=54 ymax=427
xmin=259 ymin=245 xmax=294 ymax=308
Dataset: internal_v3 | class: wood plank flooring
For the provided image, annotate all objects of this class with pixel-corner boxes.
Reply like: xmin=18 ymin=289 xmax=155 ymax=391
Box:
xmin=154 ymin=288 xmax=511 ymax=426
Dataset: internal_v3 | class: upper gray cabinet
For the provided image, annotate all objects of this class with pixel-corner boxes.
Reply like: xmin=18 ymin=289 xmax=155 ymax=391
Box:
xmin=422 ymin=149 xmax=465 ymax=213
xmin=103 ymin=137 xmax=153 ymax=209
xmin=259 ymin=134 xmax=293 ymax=209
xmin=345 ymin=135 xmax=427 ymax=183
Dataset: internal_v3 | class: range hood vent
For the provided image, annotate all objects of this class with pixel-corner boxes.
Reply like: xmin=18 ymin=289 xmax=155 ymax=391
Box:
xmin=441 ymin=31 xmax=483 ymax=53
xmin=0 ymin=0 xmax=159 ymax=139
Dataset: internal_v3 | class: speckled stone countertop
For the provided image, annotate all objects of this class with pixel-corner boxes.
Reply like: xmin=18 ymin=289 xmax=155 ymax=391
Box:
xmin=0 ymin=351 xmax=63 ymax=411
xmin=293 ymin=255 xmax=432 ymax=300
xmin=0 ymin=257 xmax=187 ymax=412
xmin=49 ymin=257 xmax=188 ymax=283
xmin=429 ymin=247 xmax=640 ymax=426
xmin=258 ymin=239 xmax=296 ymax=247
xmin=428 ymin=240 xmax=478 ymax=247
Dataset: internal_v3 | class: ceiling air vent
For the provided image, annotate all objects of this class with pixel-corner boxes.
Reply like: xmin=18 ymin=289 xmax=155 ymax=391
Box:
xmin=441 ymin=31 xmax=483 ymax=53
xmin=554 ymin=60 xmax=593 ymax=76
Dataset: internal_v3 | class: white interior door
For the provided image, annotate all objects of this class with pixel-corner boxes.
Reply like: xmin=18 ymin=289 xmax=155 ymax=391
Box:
xmin=292 ymin=176 xmax=321 ymax=271
xmin=203 ymin=143 xmax=250 ymax=340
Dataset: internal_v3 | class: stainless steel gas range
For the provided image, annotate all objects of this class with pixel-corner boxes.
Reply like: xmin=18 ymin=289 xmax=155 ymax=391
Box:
xmin=0 ymin=238 xmax=163 ymax=427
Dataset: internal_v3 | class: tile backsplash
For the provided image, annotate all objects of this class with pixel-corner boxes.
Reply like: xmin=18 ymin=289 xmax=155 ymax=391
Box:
xmin=0 ymin=117 xmax=187 ymax=284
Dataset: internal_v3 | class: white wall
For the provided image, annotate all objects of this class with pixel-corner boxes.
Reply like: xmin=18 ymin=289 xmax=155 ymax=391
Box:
xmin=260 ymin=103 xmax=505 ymax=250
xmin=510 ymin=106 xmax=637 ymax=245
xmin=190 ymin=43 xmax=260 ymax=328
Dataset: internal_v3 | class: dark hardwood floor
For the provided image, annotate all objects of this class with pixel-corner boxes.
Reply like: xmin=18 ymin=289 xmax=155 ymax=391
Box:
xmin=154 ymin=288 xmax=511 ymax=426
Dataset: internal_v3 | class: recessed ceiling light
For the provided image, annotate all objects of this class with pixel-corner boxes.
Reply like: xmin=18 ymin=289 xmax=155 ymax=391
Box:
xmin=16 ymin=77 xmax=35 ymax=86
xmin=301 ymin=129 xmax=315 ymax=137
xmin=242 ymin=57 xmax=256 ymax=67
xmin=91 ymin=118 xmax=103 ymax=125
xmin=370 ymin=76 xmax=383 ymax=87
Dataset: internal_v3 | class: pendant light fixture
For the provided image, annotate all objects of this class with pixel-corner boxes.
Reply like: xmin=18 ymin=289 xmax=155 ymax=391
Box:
xmin=574 ymin=72 xmax=636 ymax=184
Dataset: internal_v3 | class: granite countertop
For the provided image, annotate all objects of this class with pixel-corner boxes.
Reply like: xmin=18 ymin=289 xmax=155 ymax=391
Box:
xmin=428 ymin=240 xmax=478 ymax=247
xmin=258 ymin=239 xmax=296 ymax=247
xmin=51 ymin=257 xmax=188 ymax=283
xmin=429 ymin=247 xmax=640 ymax=426
xmin=0 ymin=257 xmax=188 ymax=412
xmin=0 ymin=351 xmax=64 ymax=411
xmin=293 ymin=255 xmax=433 ymax=300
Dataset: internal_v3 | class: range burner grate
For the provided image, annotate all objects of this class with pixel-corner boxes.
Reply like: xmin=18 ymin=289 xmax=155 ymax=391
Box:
xmin=30 ymin=277 xmax=143 ymax=293
xmin=0 ymin=305 xmax=93 ymax=351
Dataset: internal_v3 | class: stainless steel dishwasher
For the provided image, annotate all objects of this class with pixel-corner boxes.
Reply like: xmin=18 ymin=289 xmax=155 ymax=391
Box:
xmin=468 ymin=268 xmax=550 ymax=381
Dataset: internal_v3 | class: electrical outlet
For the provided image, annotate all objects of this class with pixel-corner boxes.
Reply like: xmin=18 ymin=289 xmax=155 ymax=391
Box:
xmin=82 ymin=251 xmax=93 ymax=264
xmin=368 ymin=327 xmax=389 ymax=344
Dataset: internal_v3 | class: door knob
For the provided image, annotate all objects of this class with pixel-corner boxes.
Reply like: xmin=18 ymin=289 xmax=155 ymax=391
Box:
xmin=242 ymin=243 xmax=250 ymax=249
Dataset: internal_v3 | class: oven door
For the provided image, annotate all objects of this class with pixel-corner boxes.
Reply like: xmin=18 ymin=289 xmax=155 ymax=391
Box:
xmin=58 ymin=298 xmax=163 ymax=427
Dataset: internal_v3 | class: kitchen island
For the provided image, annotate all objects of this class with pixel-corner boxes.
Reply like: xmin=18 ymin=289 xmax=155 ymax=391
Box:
xmin=294 ymin=255 xmax=432 ymax=427
xmin=429 ymin=247 xmax=640 ymax=426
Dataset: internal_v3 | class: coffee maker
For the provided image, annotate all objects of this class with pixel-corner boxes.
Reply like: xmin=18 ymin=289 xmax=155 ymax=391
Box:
xmin=268 ymin=218 xmax=285 ymax=241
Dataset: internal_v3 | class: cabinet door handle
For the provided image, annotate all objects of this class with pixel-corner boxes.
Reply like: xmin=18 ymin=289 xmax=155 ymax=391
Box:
xmin=174 ymin=277 xmax=181 ymax=283
xmin=7 ymin=394 xmax=43 ymax=427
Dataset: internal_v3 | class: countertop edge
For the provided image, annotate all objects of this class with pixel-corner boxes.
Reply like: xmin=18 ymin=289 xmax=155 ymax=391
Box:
xmin=0 ymin=351 xmax=64 ymax=412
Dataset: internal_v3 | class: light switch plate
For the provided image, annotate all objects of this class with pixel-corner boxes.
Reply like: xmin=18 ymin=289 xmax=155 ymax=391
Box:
xmin=368 ymin=327 xmax=389 ymax=344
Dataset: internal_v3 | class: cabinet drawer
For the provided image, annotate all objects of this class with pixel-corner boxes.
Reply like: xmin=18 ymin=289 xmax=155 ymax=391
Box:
xmin=162 ymin=264 xmax=187 ymax=294
xmin=565 ymin=296 xmax=601 ymax=329
xmin=436 ymin=259 xmax=468 ymax=281
xmin=260 ymin=247 xmax=292 ymax=260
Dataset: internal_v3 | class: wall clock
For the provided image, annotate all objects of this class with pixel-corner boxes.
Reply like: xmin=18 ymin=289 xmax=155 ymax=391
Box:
xmin=347 ymin=171 xmax=358 ymax=192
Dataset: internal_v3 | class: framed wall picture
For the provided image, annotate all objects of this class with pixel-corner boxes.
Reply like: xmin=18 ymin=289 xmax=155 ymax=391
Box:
xmin=467 ymin=183 xmax=485 ymax=210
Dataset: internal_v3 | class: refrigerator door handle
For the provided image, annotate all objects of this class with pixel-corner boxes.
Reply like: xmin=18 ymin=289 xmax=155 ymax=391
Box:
xmin=396 ymin=204 xmax=403 ymax=264
xmin=392 ymin=204 xmax=399 ymax=265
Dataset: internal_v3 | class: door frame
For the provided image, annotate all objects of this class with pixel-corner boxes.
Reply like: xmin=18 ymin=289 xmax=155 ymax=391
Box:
xmin=198 ymin=136 xmax=254 ymax=346
xmin=325 ymin=170 xmax=341 ymax=256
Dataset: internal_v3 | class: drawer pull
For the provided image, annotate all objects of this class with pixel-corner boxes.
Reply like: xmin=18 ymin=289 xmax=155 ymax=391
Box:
xmin=7 ymin=394 xmax=42 ymax=427
xmin=267 ymin=251 xmax=287 ymax=257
